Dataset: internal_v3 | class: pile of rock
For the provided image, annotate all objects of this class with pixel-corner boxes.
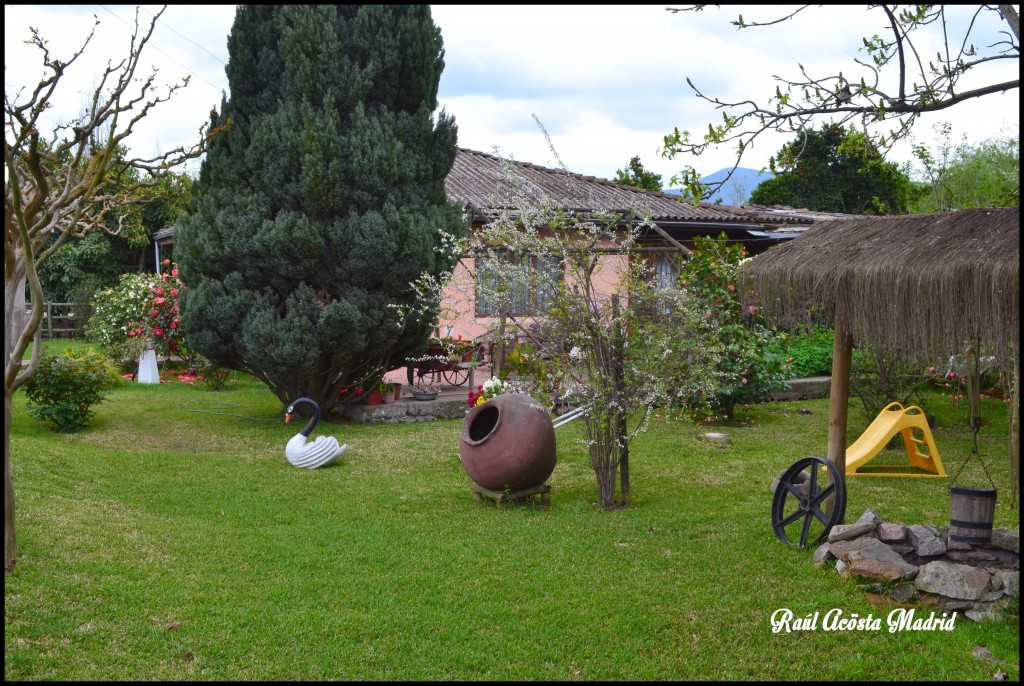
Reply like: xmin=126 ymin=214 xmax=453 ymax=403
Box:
xmin=814 ymin=509 xmax=1019 ymax=623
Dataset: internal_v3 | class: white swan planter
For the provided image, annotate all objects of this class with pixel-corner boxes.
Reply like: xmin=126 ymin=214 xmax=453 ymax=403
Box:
xmin=284 ymin=397 xmax=347 ymax=469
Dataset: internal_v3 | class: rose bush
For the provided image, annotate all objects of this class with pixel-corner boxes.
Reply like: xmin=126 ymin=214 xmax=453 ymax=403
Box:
xmin=86 ymin=272 xmax=163 ymax=372
xmin=678 ymin=233 xmax=790 ymax=421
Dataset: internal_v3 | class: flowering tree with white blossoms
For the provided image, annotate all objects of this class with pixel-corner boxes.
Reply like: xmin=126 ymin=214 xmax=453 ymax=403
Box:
xmin=402 ymin=131 xmax=723 ymax=509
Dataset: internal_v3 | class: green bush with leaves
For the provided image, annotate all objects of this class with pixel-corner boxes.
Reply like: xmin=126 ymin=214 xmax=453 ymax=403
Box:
xmin=86 ymin=272 xmax=162 ymax=371
xmin=850 ymin=344 xmax=932 ymax=422
xmin=679 ymin=233 xmax=790 ymax=420
xmin=193 ymin=356 xmax=233 ymax=391
xmin=779 ymin=325 xmax=834 ymax=378
xmin=23 ymin=350 xmax=122 ymax=432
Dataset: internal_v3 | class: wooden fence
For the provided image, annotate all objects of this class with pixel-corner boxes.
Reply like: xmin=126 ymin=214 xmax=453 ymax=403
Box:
xmin=26 ymin=302 xmax=83 ymax=339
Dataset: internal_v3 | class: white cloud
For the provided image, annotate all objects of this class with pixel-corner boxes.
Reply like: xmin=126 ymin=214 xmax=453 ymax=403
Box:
xmin=5 ymin=4 xmax=1017 ymax=187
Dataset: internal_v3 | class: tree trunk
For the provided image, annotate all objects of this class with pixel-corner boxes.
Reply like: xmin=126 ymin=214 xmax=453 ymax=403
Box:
xmin=493 ymin=314 xmax=506 ymax=380
xmin=595 ymin=461 xmax=617 ymax=509
xmin=5 ymin=275 xmax=28 ymax=372
xmin=611 ymin=296 xmax=629 ymax=506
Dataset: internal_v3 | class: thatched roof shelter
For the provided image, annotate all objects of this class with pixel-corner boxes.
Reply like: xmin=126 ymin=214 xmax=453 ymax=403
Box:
xmin=740 ymin=207 xmax=1019 ymax=366
xmin=739 ymin=207 xmax=1019 ymax=498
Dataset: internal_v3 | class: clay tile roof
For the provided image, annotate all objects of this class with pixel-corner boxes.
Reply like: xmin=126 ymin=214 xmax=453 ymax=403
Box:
xmin=447 ymin=148 xmax=752 ymax=224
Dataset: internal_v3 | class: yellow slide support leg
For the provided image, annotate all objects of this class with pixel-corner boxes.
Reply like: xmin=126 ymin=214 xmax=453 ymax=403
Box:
xmin=845 ymin=402 xmax=946 ymax=477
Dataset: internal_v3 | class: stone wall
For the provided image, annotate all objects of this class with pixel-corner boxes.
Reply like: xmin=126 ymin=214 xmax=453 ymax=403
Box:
xmin=344 ymin=396 xmax=468 ymax=424
xmin=770 ymin=376 xmax=831 ymax=402
xmin=814 ymin=509 xmax=1019 ymax=623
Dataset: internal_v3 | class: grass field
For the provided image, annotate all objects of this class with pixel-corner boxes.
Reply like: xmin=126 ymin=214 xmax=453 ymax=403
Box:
xmin=4 ymin=352 xmax=1019 ymax=680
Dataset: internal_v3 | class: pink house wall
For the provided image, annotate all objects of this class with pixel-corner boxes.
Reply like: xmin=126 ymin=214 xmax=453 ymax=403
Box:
xmin=435 ymin=247 xmax=631 ymax=345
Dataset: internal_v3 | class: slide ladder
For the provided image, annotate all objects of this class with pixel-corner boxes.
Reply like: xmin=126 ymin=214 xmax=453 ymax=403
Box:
xmin=845 ymin=402 xmax=946 ymax=477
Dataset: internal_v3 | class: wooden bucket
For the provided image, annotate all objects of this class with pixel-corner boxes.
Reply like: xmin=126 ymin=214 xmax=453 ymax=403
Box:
xmin=949 ymin=486 xmax=997 ymax=545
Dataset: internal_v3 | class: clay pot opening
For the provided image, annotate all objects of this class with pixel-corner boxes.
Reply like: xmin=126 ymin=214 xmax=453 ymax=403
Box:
xmin=468 ymin=406 xmax=500 ymax=443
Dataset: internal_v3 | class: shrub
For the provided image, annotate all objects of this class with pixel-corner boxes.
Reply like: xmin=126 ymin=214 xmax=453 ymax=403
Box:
xmin=131 ymin=261 xmax=187 ymax=361
xmin=679 ymin=233 xmax=790 ymax=420
xmin=23 ymin=350 xmax=122 ymax=432
xmin=193 ymin=356 xmax=232 ymax=391
xmin=86 ymin=272 xmax=162 ymax=370
xmin=850 ymin=344 xmax=931 ymax=423
xmin=781 ymin=326 xmax=834 ymax=378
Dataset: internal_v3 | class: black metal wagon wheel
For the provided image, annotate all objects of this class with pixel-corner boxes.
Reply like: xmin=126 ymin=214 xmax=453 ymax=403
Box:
xmin=771 ymin=456 xmax=847 ymax=547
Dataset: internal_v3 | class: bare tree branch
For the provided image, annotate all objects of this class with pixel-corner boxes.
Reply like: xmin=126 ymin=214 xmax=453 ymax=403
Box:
xmin=661 ymin=5 xmax=1020 ymax=200
xmin=4 ymin=4 xmax=225 ymax=574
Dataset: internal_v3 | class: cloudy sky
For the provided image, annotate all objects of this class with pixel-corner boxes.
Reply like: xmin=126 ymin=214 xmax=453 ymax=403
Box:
xmin=5 ymin=4 xmax=1019 ymax=186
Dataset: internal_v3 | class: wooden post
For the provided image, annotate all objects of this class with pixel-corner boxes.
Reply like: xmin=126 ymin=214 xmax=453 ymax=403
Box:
xmin=828 ymin=317 xmax=853 ymax=475
xmin=1010 ymin=355 xmax=1019 ymax=508
xmin=966 ymin=338 xmax=982 ymax=427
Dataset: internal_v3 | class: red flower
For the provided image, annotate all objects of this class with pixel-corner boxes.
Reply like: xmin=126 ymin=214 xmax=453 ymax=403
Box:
xmin=154 ymin=329 xmax=164 ymax=338
xmin=170 ymin=320 xmax=179 ymax=329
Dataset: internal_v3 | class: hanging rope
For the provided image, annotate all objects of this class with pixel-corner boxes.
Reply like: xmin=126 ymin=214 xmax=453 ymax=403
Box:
xmin=949 ymin=407 xmax=998 ymax=490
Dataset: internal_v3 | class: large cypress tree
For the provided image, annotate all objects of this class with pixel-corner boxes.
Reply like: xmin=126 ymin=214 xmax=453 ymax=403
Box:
xmin=177 ymin=5 xmax=465 ymax=412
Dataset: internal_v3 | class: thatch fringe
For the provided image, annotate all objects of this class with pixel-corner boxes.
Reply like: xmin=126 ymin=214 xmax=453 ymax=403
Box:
xmin=739 ymin=208 xmax=1019 ymax=368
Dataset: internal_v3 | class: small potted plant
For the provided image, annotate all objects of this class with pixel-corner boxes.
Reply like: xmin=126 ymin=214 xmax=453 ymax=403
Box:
xmin=411 ymin=382 xmax=441 ymax=401
xmin=363 ymin=375 xmax=383 ymax=405
xmin=380 ymin=381 xmax=396 ymax=404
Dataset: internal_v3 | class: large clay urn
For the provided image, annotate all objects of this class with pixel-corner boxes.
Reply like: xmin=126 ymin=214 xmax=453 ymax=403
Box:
xmin=459 ymin=393 xmax=556 ymax=491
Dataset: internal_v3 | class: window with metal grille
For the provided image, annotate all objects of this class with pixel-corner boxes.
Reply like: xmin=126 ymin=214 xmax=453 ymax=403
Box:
xmin=654 ymin=254 xmax=681 ymax=289
xmin=475 ymin=253 xmax=563 ymax=316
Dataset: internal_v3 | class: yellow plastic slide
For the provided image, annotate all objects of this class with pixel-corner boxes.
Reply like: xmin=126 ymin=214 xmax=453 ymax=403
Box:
xmin=845 ymin=402 xmax=946 ymax=477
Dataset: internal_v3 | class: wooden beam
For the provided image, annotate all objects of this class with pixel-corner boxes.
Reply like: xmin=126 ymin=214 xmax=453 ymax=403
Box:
xmin=648 ymin=224 xmax=693 ymax=257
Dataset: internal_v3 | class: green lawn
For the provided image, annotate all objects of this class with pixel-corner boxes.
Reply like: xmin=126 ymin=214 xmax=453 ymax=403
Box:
xmin=4 ymin=366 xmax=1019 ymax=680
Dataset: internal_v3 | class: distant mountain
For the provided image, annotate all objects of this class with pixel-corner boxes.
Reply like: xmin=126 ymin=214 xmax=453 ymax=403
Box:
xmin=660 ymin=167 xmax=774 ymax=206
